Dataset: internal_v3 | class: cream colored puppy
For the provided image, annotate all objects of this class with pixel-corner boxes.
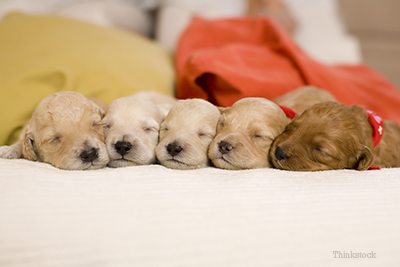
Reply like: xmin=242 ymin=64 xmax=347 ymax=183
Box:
xmin=0 ymin=91 xmax=109 ymax=170
xmin=155 ymin=99 xmax=220 ymax=170
xmin=103 ymin=91 xmax=177 ymax=167
xmin=208 ymin=98 xmax=288 ymax=170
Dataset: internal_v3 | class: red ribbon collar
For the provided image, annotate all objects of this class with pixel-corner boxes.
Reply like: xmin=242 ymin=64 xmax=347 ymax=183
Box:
xmin=278 ymin=105 xmax=297 ymax=119
xmin=366 ymin=110 xmax=384 ymax=147
xmin=366 ymin=110 xmax=384 ymax=170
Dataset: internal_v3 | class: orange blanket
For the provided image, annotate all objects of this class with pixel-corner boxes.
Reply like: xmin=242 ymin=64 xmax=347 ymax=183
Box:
xmin=176 ymin=17 xmax=400 ymax=124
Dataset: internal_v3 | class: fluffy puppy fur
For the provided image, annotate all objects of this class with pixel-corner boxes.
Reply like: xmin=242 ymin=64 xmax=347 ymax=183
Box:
xmin=273 ymin=86 xmax=336 ymax=114
xmin=155 ymin=99 xmax=220 ymax=170
xmin=103 ymin=91 xmax=177 ymax=167
xmin=208 ymin=97 xmax=288 ymax=170
xmin=270 ymin=101 xmax=400 ymax=171
xmin=0 ymin=91 xmax=109 ymax=170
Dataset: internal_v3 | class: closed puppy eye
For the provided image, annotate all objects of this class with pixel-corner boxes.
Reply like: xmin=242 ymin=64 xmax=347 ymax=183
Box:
xmin=313 ymin=146 xmax=330 ymax=156
xmin=143 ymin=126 xmax=158 ymax=133
xmin=44 ymin=136 xmax=61 ymax=143
xmin=51 ymin=137 xmax=61 ymax=143
xmin=198 ymin=131 xmax=213 ymax=138
xmin=160 ymin=126 xmax=169 ymax=132
xmin=252 ymin=132 xmax=273 ymax=141
xmin=314 ymin=147 xmax=323 ymax=153
xmin=102 ymin=122 xmax=112 ymax=130
xmin=312 ymin=146 xmax=336 ymax=164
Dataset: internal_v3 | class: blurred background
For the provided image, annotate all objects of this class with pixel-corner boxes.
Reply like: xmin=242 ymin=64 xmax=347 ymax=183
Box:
xmin=0 ymin=0 xmax=398 ymax=87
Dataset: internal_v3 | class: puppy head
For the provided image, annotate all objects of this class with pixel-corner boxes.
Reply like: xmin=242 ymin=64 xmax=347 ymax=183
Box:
xmin=209 ymin=98 xmax=288 ymax=170
xmin=103 ymin=96 xmax=165 ymax=167
xmin=22 ymin=91 xmax=109 ymax=170
xmin=269 ymin=101 xmax=373 ymax=171
xmin=155 ymin=99 xmax=220 ymax=170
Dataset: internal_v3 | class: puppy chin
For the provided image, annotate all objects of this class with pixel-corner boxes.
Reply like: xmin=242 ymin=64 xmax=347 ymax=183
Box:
xmin=157 ymin=150 xmax=209 ymax=170
xmin=108 ymin=158 xmax=139 ymax=168
xmin=209 ymin=144 xmax=271 ymax=170
xmin=107 ymin=153 xmax=156 ymax=168
xmin=82 ymin=162 xmax=108 ymax=170
xmin=269 ymin=157 xmax=283 ymax=170
xmin=213 ymin=155 xmax=271 ymax=170
xmin=160 ymin=158 xmax=204 ymax=170
xmin=211 ymin=156 xmax=241 ymax=170
xmin=56 ymin=147 xmax=109 ymax=170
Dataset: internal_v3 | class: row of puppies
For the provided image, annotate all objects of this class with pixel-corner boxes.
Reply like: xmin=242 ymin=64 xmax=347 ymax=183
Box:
xmin=0 ymin=88 xmax=307 ymax=170
xmin=1 ymin=87 xmax=399 ymax=171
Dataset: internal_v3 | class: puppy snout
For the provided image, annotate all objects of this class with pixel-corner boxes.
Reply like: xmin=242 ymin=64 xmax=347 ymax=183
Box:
xmin=80 ymin=148 xmax=99 ymax=162
xmin=218 ymin=141 xmax=234 ymax=154
xmin=275 ymin=146 xmax=288 ymax=161
xmin=166 ymin=142 xmax=183 ymax=157
xmin=114 ymin=141 xmax=132 ymax=156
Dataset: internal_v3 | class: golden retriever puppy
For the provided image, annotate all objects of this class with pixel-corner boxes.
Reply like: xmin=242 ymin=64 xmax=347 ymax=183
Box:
xmin=270 ymin=101 xmax=400 ymax=171
xmin=208 ymin=97 xmax=288 ymax=170
xmin=273 ymin=86 xmax=336 ymax=114
xmin=155 ymin=99 xmax=220 ymax=170
xmin=103 ymin=91 xmax=177 ymax=167
xmin=0 ymin=91 xmax=109 ymax=170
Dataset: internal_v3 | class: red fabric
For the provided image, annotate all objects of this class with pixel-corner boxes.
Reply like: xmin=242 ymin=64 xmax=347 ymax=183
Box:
xmin=176 ymin=17 xmax=400 ymax=124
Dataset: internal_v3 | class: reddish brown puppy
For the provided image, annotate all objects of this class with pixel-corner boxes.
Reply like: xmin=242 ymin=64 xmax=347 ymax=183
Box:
xmin=269 ymin=101 xmax=400 ymax=171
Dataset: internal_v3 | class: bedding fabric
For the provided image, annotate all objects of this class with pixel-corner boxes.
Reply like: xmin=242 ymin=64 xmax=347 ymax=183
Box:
xmin=0 ymin=12 xmax=175 ymax=146
xmin=175 ymin=17 xmax=400 ymax=125
xmin=0 ymin=158 xmax=400 ymax=266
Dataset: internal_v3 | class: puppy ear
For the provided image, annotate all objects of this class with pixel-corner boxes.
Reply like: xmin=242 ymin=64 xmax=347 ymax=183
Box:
xmin=352 ymin=145 xmax=373 ymax=170
xmin=217 ymin=106 xmax=229 ymax=114
xmin=87 ymin=97 xmax=107 ymax=119
xmin=21 ymin=127 xmax=38 ymax=161
xmin=94 ymin=105 xmax=106 ymax=119
xmin=158 ymin=103 xmax=173 ymax=119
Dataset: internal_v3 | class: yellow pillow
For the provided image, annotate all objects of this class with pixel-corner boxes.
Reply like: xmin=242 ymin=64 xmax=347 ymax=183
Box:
xmin=0 ymin=12 xmax=175 ymax=145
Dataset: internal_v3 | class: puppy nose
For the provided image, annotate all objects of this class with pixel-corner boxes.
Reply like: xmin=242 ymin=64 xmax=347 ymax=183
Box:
xmin=218 ymin=141 xmax=233 ymax=154
xmin=114 ymin=141 xmax=132 ymax=156
xmin=80 ymin=148 xmax=99 ymax=162
xmin=275 ymin=146 xmax=288 ymax=161
xmin=166 ymin=142 xmax=183 ymax=157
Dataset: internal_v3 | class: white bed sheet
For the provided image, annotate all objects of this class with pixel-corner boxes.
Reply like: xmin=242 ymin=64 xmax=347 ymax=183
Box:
xmin=1 ymin=158 xmax=399 ymax=266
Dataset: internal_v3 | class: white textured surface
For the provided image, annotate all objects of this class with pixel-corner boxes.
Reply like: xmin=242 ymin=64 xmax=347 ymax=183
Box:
xmin=1 ymin=158 xmax=399 ymax=266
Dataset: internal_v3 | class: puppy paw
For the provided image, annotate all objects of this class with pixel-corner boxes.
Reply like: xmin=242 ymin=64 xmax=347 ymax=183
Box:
xmin=0 ymin=145 xmax=22 ymax=159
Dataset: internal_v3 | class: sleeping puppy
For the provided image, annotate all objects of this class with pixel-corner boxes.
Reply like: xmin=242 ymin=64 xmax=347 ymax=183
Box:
xmin=155 ymin=99 xmax=220 ymax=170
xmin=273 ymin=86 xmax=336 ymax=114
xmin=270 ymin=101 xmax=400 ymax=171
xmin=0 ymin=91 xmax=109 ymax=170
xmin=208 ymin=98 xmax=288 ymax=170
xmin=103 ymin=91 xmax=177 ymax=167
